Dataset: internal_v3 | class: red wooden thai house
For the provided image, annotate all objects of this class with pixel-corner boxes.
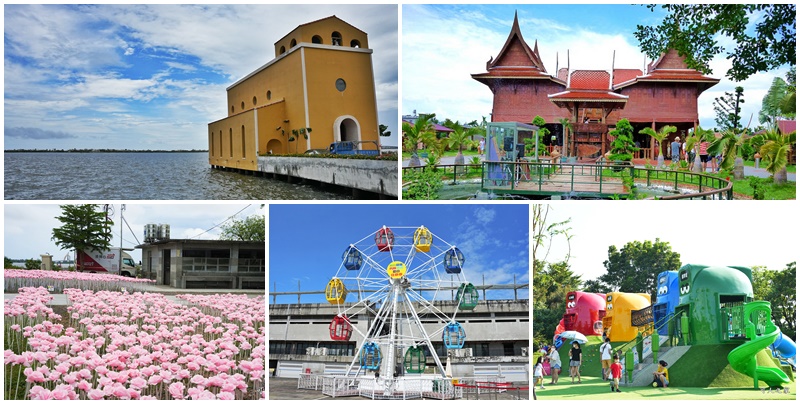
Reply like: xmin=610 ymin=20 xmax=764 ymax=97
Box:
xmin=472 ymin=12 xmax=719 ymax=161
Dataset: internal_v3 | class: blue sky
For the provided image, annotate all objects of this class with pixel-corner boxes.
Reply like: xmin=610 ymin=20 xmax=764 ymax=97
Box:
xmin=269 ymin=204 xmax=529 ymax=304
xmin=542 ymin=203 xmax=797 ymax=282
xmin=4 ymin=203 xmax=263 ymax=264
xmin=4 ymin=4 xmax=398 ymax=150
xmin=403 ymin=4 xmax=792 ymax=130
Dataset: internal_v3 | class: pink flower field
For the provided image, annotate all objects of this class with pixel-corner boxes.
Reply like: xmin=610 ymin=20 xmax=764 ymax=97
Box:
xmin=5 ymin=287 xmax=265 ymax=400
xmin=4 ymin=270 xmax=156 ymax=293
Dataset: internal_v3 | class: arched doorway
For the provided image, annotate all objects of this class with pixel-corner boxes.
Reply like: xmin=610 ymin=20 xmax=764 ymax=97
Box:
xmin=334 ymin=116 xmax=361 ymax=143
xmin=266 ymin=139 xmax=283 ymax=155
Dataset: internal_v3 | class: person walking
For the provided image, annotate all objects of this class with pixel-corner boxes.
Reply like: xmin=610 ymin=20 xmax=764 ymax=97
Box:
xmin=548 ymin=345 xmax=561 ymax=384
xmin=670 ymin=137 xmax=681 ymax=167
xmin=534 ymin=356 xmax=546 ymax=389
xmin=569 ymin=341 xmax=582 ymax=383
xmin=699 ymin=139 xmax=710 ymax=172
xmin=600 ymin=337 xmax=613 ymax=380
xmin=610 ymin=354 xmax=623 ymax=392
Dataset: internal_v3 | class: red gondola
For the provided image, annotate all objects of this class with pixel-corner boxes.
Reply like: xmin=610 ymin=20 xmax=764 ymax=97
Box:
xmin=375 ymin=226 xmax=394 ymax=252
xmin=329 ymin=314 xmax=353 ymax=341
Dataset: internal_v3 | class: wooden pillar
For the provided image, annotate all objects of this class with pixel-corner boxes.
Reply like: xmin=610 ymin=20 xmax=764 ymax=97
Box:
xmin=651 ymin=120 xmax=656 ymax=161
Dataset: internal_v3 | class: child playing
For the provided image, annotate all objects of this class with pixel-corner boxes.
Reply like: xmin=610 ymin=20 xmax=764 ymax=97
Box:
xmin=610 ymin=354 xmax=622 ymax=392
xmin=652 ymin=360 xmax=669 ymax=387
xmin=534 ymin=357 xmax=545 ymax=389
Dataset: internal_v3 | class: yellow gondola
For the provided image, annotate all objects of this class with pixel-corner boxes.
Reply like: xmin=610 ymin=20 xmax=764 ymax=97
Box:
xmin=325 ymin=278 xmax=347 ymax=304
xmin=413 ymin=226 xmax=432 ymax=252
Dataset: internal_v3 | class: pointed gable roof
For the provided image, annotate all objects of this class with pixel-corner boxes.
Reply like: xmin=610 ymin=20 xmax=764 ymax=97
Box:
xmin=472 ymin=12 xmax=564 ymax=87
xmin=614 ymin=49 xmax=719 ymax=93
xmin=487 ymin=12 xmax=546 ymax=71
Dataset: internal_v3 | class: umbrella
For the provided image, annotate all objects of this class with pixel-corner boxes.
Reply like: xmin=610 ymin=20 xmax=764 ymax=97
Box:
xmin=558 ymin=330 xmax=588 ymax=344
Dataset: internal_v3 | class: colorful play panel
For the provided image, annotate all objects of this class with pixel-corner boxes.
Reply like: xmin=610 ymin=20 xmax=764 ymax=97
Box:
xmin=549 ymin=264 xmax=796 ymax=392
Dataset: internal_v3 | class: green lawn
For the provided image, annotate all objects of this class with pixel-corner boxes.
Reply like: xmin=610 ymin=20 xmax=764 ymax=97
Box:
xmin=535 ymin=374 xmax=796 ymax=400
xmin=742 ymin=160 xmax=797 ymax=173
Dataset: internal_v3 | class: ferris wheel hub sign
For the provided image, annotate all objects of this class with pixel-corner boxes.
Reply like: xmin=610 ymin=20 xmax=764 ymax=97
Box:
xmin=387 ymin=261 xmax=407 ymax=279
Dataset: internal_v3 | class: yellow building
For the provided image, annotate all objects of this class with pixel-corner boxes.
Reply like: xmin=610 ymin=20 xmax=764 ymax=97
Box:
xmin=208 ymin=16 xmax=381 ymax=170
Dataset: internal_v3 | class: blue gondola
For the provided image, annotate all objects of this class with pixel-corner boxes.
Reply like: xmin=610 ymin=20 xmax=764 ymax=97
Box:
xmin=443 ymin=248 xmax=464 ymax=274
xmin=342 ymin=246 xmax=363 ymax=271
xmin=360 ymin=342 xmax=382 ymax=370
xmin=443 ymin=322 xmax=466 ymax=349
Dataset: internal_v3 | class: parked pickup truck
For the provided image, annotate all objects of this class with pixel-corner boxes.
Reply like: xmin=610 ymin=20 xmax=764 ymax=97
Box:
xmin=328 ymin=141 xmax=381 ymax=155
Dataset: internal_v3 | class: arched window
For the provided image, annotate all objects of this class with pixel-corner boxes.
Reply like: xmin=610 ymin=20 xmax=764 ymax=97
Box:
xmin=350 ymin=39 xmax=361 ymax=48
xmin=219 ymin=131 xmax=223 ymax=156
xmin=312 ymin=35 xmax=322 ymax=44
xmin=229 ymin=128 xmax=233 ymax=158
xmin=279 ymin=45 xmax=286 ymax=54
xmin=240 ymin=101 xmax=245 ymax=111
xmin=231 ymin=105 xmax=234 ymax=114
xmin=267 ymin=90 xmax=271 ymax=100
xmin=252 ymin=96 xmax=257 ymax=106
xmin=209 ymin=130 xmax=214 ymax=156
xmin=290 ymin=38 xmax=297 ymax=48
xmin=331 ymin=31 xmax=342 ymax=46
xmin=241 ymin=125 xmax=246 ymax=158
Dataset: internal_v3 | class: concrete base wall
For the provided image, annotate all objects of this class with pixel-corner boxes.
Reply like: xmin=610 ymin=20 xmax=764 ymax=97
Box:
xmin=257 ymin=156 xmax=397 ymax=197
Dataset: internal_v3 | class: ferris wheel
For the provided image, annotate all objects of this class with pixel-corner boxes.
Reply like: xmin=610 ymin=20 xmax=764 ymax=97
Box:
xmin=324 ymin=225 xmax=479 ymax=380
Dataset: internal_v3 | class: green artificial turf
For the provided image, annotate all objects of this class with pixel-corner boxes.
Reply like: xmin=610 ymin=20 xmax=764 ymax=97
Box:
xmin=670 ymin=344 xmax=791 ymax=388
xmin=535 ymin=374 xmax=797 ymax=400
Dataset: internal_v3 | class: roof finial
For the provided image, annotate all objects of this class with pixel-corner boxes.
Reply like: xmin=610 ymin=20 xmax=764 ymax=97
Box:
xmin=512 ymin=10 xmax=520 ymax=30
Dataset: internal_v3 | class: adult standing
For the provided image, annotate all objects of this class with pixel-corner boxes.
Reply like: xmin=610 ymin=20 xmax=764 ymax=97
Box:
xmin=699 ymin=139 xmax=710 ymax=172
xmin=548 ymin=346 xmax=562 ymax=385
xmin=600 ymin=337 xmax=613 ymax=380
xmin=670 ymin=137 xmax=681 ymax=166
xmin=569 ymin=341 xmax=582 ymax=383
xmin=479 ymin=138 xmax=485 ymax=155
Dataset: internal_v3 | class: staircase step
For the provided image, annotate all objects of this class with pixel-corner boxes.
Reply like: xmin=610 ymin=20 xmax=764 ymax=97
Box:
xmin=625 ymin=346 xmax=691 ymax=387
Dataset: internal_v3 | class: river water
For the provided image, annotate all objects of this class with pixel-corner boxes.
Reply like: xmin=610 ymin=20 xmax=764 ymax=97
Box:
xmin=4 ymin=152 xmax=349 ymax=200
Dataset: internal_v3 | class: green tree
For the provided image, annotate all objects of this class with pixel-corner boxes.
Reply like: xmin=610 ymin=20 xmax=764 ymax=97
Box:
xmin=219 ymin=215 xmax=265 ymax=242
xmin=402 ymin=168 xmax=443 ymax=200
xmin=779 ymin=67 xmax=796 ymax=117
xmin=25 ymin=259 xmax=42 ymax=270
xmin=759 ymin=77 xmax=789 ymax=125
xmin=599 ymin=239 xmax=681 ymax=301
xmin=531 ymin=116 xmax=550 ymax=157
xmin=4 ymin=256 xmax=15 ymax=269
xmin=639 ymin=124 xmax=677 ymax=167
xmin=766 ymin=262 xmax=796 ymax=341
xmin=635 ymin=4 xmax=796 ymax=82
xmin=402 ymin=115 xmax=435 ymax=167
xmin=750 ymin=266 xmax=773 ymax=301
xmin=714 ymin=86 xmax=744 ymax=131
xmin=755 ymin=128 xmax=796 ymax=184
xmin=533 ymin=261 xmax=582 ymax=346
xmin=708 ymin=128 xmax=746 ymax=173
xmin=51 ymin=204 xmax=113 ymax=272
xmin=448 ymin=123 xmax=477 ymax=166
xmin=608 ymin=118 xmax=638 ymax=162
xmin=582 ymin=279 xmax=608 ymax=294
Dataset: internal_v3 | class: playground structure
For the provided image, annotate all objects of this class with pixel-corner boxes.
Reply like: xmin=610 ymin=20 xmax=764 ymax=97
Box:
xmin=320 ymin=225 xmax=477 ymax=398
xmin=554 ymin=291 xmax=606 ymax=349
xmin=552 ymin=264 xmax=795 ymax=389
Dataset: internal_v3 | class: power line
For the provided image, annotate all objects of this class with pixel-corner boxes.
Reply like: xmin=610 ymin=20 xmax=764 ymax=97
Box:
xmin=190 ymin=205 xmax=253 ymax=240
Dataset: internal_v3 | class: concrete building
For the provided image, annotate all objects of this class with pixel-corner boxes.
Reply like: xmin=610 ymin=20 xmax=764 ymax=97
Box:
xmin=269 ymin=294 xmax=530 ymax=381
xmin=208 ymin=15 xmax=381 ymax=170
xmin=138 ymin=239 xmax=264 ymax=289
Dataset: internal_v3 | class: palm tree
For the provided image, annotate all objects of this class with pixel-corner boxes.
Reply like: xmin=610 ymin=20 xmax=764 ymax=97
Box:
xmin=756 ymin=129 xmax=796 ymax=184
xmin=686 ymin=126 xmax=713 ymax=173
xmin=639 ymin=125 xmax=677 ymax=168
xmin=448 ymin=125 xmax=477 ymax=166
xmin=708 ymin=128 xmax=746 ymax=174
xmin=402 ymin=115 xmax=434 ymax=167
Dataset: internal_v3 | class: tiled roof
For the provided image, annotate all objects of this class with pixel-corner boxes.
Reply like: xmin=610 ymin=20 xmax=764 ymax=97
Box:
xmin=778 ymin=120 xmax=796 ymax=134
xmin=613 ymin=69 xmax=642 ymax=86
xmin=548 ymin=90 xmax=628 ymax=101
xmin=570 ymin=70 xmax=610 ymax=90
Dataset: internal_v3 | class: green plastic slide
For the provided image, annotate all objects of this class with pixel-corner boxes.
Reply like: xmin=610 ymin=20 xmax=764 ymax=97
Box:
xmin=727 ymin=301 xmax=790 ymax=388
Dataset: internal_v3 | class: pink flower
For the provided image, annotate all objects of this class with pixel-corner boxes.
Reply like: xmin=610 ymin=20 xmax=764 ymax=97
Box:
xmin=168 ymin=381 xmax=185 ymax=399
xmin=52 ymin=385 xmax=73 ymax=400
xmin=11 ymin=324 xmax=21 ymax=331
xmin=29 ymin=386 xmax=53 ymax=400
xmin=130 ymin=376 xmax=147 ymax=390
xmin=147 ymin=374 xmax=162 ymax=385
xmin=25 ymin=370 xmax=46 ymax=383
xmin=217 ymin=391 xmax=235 ymax=400
xmin=87 ymin=389 xmax=105 ymax=400
xmin=198 ymin=390 xmax=216 ymax=400
xmin=112 ymin=385 xmax=131 ymax=399
xmin=190 ymin=374 xmax=207 ymax=386
xmin=77 ymin=380 xmax=92 ymax=392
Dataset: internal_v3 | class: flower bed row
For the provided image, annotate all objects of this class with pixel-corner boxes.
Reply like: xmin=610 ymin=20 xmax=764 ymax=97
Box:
xmin=4 ymin=287 xmax=265 ymax=400
xmin=4 ymin=270 xmax=156 ymax=293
